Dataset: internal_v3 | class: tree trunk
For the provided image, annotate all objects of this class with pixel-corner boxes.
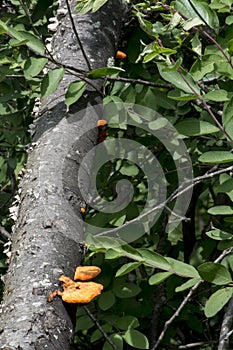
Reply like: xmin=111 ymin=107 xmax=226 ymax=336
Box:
xmin=0 ymin=1 xmax=126 ymax=349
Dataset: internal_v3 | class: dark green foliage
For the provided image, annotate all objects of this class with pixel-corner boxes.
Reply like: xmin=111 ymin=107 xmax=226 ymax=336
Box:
xmin=1 ymin=0 xmax=233 ymax=349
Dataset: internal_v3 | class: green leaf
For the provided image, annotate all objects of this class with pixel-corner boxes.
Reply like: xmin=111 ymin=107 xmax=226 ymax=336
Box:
xmin=0 ymin=20 xmax=9 ymax=34
xmin=119 ymin=163 xmax=139 ymax=176
xmin=148 ymin=118 xmax=168 ymax=130
xmin=87 ymin=67 xmax=125 ymax=79
xmin=24 ymin=57 xmax=48 ymax=78
xmin=149 ymin=272 xmax=173 ymax=285
xmin=182 ymin=16 xmax=204 ymax=31
xmin=137 ymin=248 xmax=171 ymax=271
xmin=166 ymin=257 xmax=200 ymax=278
xmin=208 ymin=206 xmax=233 ymax=215
xmin=98 ymin=291 xmax=115 ymax=310
xmin=41 ymin=68 xmax=65 ymax=97
xmin=175 ymin=119 xmax=219 ymax=136
xmin=198 ymin=262 xmax=232 ymax=285
xmin=206 ymin=229 xmax=233 ymax=241
xmin=223 ymin=97 xmax=233 ymax=140
xmin=175 ymin=278 xmax=201 ymax=292
xmin=92 ymin=0 xmax=108 ymax=12
xmin=157 ymin=62 xmax=200 ymax=95
xmin=116 ymin=316 xmax=139 ymax=330
xmin=7 ymin=27 xmax=45 ymax=54
xmin=75 ymin=0 xmax=94 ymax=14
xmin=76 ymin=315 xmax=94 ymax=330
xmin=199 ymin=151 xmax=233 ymax=164
xmin=65 ymin=81 xmax=86 ymax=106
xmin=113 ymin=282 xmax=141 ymax=298
xmin=175 ymin=0 xmax=219 ymax=31
xmin=116 ymin=262 xmax=143 ymax=277
xmin=190 ymin=54 xmax=224 ymax=81
xmin=103 ymin=334 xmax=123 ymax=350
xmin=123 ymin=329 xmax=149 ymax=349
xmin=203 ymin=89 xmax=230 ymax=102
xmin=217 ymin=175 xmax=233 ymax=201
xmin=205 ymin=288 xmax=233 ymax=317
xmin=168 ymin=90 xmax=197 ymax=101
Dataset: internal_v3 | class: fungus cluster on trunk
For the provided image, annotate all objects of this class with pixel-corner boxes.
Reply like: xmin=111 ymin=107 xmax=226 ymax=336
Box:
xmin=48 ymin=266 xmax=103 ymax=304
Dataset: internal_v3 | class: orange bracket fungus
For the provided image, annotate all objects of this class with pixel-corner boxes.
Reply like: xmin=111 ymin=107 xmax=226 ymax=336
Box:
xmin=115 ymin=50 xmax=127 ymax=59
xmin=97 ymin=119 xmax=108 ymax=143
xmin=48 ymin=266 xmax=103 ymax=304
xmin=97 ymin=119 xmax=107 ymax=127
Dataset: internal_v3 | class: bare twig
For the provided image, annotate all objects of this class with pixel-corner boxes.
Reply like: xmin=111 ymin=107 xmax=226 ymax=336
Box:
xmin=83 ymin=306 xmax=120 ymax=350
xmin=0 ymin=225 xmax=11 ymax=242
xmin=65 ymin=0 xmax=92 ymax=70
xmin=106 ymin=76 xmax=173 ymax=89
xmin=96 ymin=165 xmax=233 ymax=238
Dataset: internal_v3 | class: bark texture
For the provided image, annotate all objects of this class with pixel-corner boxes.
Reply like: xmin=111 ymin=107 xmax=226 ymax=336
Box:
xmin=0 ymin=1 xmax=126 ymax=349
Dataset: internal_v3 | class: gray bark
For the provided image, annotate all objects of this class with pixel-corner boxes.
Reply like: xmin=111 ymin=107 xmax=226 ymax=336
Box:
xmin=0 ymin=1 xmax=126 ymax=349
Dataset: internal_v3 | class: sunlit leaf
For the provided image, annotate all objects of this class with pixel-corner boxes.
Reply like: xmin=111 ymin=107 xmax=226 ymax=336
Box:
xmin=205 ymin=288 xmax=233 ymax=317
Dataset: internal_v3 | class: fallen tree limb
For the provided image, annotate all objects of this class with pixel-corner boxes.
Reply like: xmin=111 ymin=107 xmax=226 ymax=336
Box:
xmin=0 ymin=1 xmax=126 ymax=349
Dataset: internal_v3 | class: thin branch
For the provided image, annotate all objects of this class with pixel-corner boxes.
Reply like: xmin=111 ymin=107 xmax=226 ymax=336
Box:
xmin=151 ymin=248 xmax=233 ymax=349
xmin=218 ymin=296 xmax=233 ymax=350
xmin=151 ymin=280 xmax=202 ymax=349
xmin=106 ymin=76 xmax=173 ymax=89
xmin=96 ymin=165 xmax=233 ymax=238
xmin=178 ymin=341 xmax=217 ymax=349
xmin=83 ymin=306 xmax=120 ymax=350
xmin=0 ymin=225 xmax=11 ymax=242
xmin=65 ymin=0 xmax=92 ymax=71
xmin=0 ymin=106 xmax=29 ymax=119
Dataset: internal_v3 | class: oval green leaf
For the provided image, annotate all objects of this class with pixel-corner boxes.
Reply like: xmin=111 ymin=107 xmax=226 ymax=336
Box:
xmin=116 ymin=262 xmax=143 ymax=277
xmin=137 ymin=248 xmax=171 ymax=271
xmin=24 ymin=57 xmax=48 ymax=78
xmin=199 ymin=151 xmax=233 ymax=164
xmin=123 ymin=329 xmax=149 ymax=349
xmin=166 ymin=257 xmax=200 ymax=278
xmin=203 ymin=89 xmax=230 ymax=102
xmin=103 ymin=334 xmax=123 ymax=350
xmin=205 ymin=288 xmax=233 ymax=318
xmin=198 ymin=262 xmax=232 ymax=285
xmin=208 ymin=206 xmax=233 ymax=215
xmin=175 ymin=119 xmax=219 ymax=136
xmin=41 ymin=67 xmax=65 ymax=97
xmin=175 ymin=278 xmax=201 ymax=292
xmin=149 ymin=271 xmax=173 ymax=285
xmin=98 ymin=291 xmax=115 ymax=311
xmin=113 ymin=282 xmax=141 ymax=298
xmin=116 ymin=316 xmax=139 ymax=330
xmin=206 ymin=229 xmax=233 ymax=241
xmin=65 ymin=81 xmax=86 ymax=106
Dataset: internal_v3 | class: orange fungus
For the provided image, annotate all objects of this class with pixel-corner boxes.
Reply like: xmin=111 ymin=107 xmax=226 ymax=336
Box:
xmin=97 ymin=119 xmax=107 ymax=127
xmin=48 ymin=266 xmax=103 ymax=304
xmin=116 ymin=50 xmax=127 ymax=59
xmin=74 ymin=266 xmax=101 ymax=281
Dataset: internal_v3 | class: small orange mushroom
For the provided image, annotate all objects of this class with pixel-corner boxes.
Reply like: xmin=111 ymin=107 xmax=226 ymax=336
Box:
xmin=97 ymin=119 xmax=107 ymax=127
xmin=80 ymin=207 xmax=86 ymax=214
xmin=74 ymin=266 xmax=101 ymax=281
xmin=116 ymin=50 xmax=127 ymax=60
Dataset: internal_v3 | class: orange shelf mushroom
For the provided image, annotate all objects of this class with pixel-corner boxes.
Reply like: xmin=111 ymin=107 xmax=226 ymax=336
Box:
xmin=74 ymin=265 xmax=101 ymax=281
xmin=97 ymin=119 xmax=107 ymax=127
xmin=48 ymin=266 xmax=103 ymax=304
xmin=115 ymin=50 xmax=127 ymax=59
